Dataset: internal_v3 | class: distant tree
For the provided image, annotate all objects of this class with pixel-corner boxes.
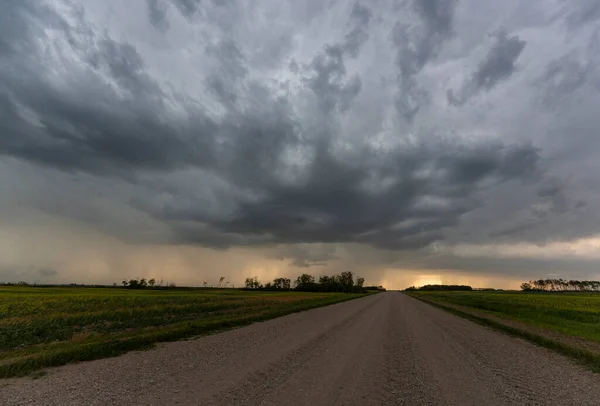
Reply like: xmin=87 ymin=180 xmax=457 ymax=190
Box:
xmin=245 ymin=276 xmax=262 ymax=289
xmin=123 ymin=278 xmax=150 ymax=289
xmin=273 ymin=277 xmax=291 ymax=290
xmin=339 ymin=271 xmax=354 ymax=290
xmin=217 ymin=276 xmax=225 ymax=288
xmin=295 ymin=274 xmax=315 ymax=288
xmin=520 ymin=282 xmax=532 ymax=291
xmin=521 ymin=278 xmax=600 ymax=292
xmin=148 ymin=278 xmax=156 ymax=287
xmin=414 ymin=284 xmax=472 ymax=291
xmin=319 ymin=275 xmax=331 ymax=285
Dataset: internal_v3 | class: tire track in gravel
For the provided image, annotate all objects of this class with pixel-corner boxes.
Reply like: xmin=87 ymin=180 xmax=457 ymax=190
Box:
xmin=202 ymin=293 xmax=388 ymax=405
xmin=383 ymin=297 xmax=446 ymax=406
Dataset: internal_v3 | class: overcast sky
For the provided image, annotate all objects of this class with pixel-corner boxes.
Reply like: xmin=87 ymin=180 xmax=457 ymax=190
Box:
xmin=2 ymin=0 xmax=600 ymax=289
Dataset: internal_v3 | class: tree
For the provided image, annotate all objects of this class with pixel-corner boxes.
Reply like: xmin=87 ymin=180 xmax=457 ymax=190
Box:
xmin=245 ymin=276 xmax=262 ymax=289
xmin=217 ymin=276 xmax=225 ymax=288
xmin=339 ymin=271 xmax=354 ymax=290
xmin=295 ymin=273 xmax=315 ymax=287
xmin=319 ymin=275 xmax=330 ymax=285
xmin=124 ymin=278 xmax=149 ymax=289
xmin=148 ymin=278 xmax=156 ymax=287
xmin=520 ymin=278 xmax=600 ymax=292
xmin=414 ymin=284 xmax=473 ymax=291
xmin=520 ymin=282 xmax=532 ymax=291
xmin=273 ymin=277 xmax=291 ymax=290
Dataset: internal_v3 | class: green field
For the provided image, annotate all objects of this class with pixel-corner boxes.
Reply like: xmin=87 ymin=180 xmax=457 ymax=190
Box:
xmin=0 ymin=286 xmax=365 ymax=378
xmin=409 ymin=291 xmax=600 ymax=343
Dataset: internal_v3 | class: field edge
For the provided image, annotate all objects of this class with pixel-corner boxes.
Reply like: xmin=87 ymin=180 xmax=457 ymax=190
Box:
xmin=0 ymin=293 xmax=372 ymax=379
xmin=405 ymin=292 xmax=600 ymax=373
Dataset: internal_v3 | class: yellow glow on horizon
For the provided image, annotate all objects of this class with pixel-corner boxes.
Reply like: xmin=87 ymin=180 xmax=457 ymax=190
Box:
xmin=375 ymin=268 xmax=524 ymax=290
xmin=413 ymin=275 xmax=443 ymax=287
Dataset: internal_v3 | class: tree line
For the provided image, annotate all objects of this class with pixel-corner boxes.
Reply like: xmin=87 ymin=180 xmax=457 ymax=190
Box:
xmin=244 ymin=271 xmax=370 ymax=293
xmin=520 ymin=279 xmax=600 ymax=292
xmin=404 ymin=284 xmax=473 ymax=291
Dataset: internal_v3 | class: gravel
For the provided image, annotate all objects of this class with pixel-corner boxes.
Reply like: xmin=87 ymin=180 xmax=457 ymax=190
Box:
xmin=2 ymin=292 xmax=600 ymax=405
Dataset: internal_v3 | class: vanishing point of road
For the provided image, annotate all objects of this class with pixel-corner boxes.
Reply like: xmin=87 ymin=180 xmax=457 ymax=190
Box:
xmin=3 ymin=292 xmax=600 ymax=405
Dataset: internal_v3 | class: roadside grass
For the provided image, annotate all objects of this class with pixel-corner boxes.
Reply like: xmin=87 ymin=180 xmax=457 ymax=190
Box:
xmin=408 ymin=291 xmax=600 ymax=342
xmin=407 ymin=291 xmax=600 ymax=372
xmin=0 ymin=287 xmax=367 ymax=378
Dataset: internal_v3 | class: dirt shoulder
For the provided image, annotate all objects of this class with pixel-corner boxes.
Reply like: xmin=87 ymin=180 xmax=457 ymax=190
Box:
xmin=410 ymin=294 xmax=600 ymax=369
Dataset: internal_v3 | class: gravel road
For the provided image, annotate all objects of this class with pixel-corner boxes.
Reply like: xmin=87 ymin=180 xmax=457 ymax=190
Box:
xmin=3 ymin=292 xmax=600 ymax=405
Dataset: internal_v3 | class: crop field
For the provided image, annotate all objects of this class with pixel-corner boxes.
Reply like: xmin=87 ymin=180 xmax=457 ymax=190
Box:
xmin=409 ymin=291 xmax=600 ymax=343
xmin=0 ymin=286 xmax=365 ymax=378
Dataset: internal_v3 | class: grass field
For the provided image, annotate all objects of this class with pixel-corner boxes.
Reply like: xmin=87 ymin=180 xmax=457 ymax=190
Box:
xmin=0 ymin=286 xmax=366 ymax=378
xmin=409 ymin=291 xmax=600 ymax=343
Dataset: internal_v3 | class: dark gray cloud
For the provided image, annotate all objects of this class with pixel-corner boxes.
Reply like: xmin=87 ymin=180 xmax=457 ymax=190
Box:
xmin=489 ymin=222 xmax=539 ymax=238
xmin=473 ymin=31 xmax=526 ymax=90
xmin=0 ymin=0 xmax=542 ymax=253
xmin=448 ymin=31 xmax=526 ymax=106
xmin=146 ymin=0 xmax=169 ymax=31
xmin=485 ymin=177 xmax=581 ymax=241
xmin=172 ymin=0 xmax=202 ymax=17
xmin=566 ymin=0 xmax=600 ymax=27
xmin=205 ymin=39 xmax=249 ymax=104
xmin=301 ymin=3 xmax=372 ymax=114
xmin=276 ymin=244 xmax=338 ymax=268
xmin=204 ymin=141 xmax=539 ymax=250
xmin=39 ymin=268 xmax=59 ymax=277
xmin=536 ymin=53 xmax=593 ymax=109
xmin=396 ymin=0 xmax=456 ymax=77
xmin=393 ymin=0 xmax=457 ymax=121
xmin=305 ymin=44 xmax=362 ymax=114
xmin=343 ymin=2 xmax=372 ymax=57
xmin=0 ymin=3 xmax=215 ymax=175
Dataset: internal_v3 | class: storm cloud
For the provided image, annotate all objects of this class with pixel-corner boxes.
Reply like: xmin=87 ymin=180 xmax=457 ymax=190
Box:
xmin=1 ymin=0 xmax=600 ymax=288
xmin=447 ymin=30 xmax=526 ymax=106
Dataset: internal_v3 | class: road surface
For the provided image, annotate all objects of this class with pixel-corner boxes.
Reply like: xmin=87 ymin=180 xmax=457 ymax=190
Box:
xmin=3 ymin=292 xmax=600 ymax=405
